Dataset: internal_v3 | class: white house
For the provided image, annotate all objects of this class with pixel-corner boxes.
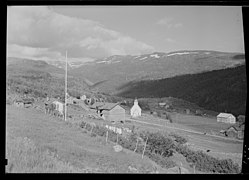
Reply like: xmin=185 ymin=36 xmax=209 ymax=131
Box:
xmin=53 ymin=100 xmax=65 ymax=117
xmin=130 ymin=99 xmax=142 ymax=118
xmin=80 ymin=95 xmax=86 ymax=101
xmin=217 ymin=113 xmax=236 ymax=124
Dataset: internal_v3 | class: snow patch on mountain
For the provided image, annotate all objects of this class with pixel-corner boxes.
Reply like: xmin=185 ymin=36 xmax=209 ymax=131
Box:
xmin=166 ymin=51 xmax=199 ymax=57
xmin=111 ymin=61 xmax=121 ymax=64
xmin=96 ymin=61 xmax=107 ymax=63
xmin=150 ymin=54 xmax=160 ymax=58
xmin=134 ymin=55 xmax=141 ymax=59
xmin=139 ymin=57 xmax=148 ymax=61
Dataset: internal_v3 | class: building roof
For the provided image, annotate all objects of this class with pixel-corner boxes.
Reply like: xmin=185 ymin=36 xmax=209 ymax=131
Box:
xmin=217 ymin=113 xmax=235 ymax=118
xmin=90 ymin=102 xmax=121 ymax=111
xmin=15 ymin=98 xmax=34 ymax=103
xmin=227 ymin=126 xmax=238 ymax=132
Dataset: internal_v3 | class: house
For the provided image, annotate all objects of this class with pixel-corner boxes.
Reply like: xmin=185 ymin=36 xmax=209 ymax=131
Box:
xmin=14 ymin=98 xmax=34 ymax=108
xmin=90 ymin=102 xmax=125 ymax=123
xmin=159 ymin=102 xmax=166 ymax=107
xmin=226 ymin=126 xmax=238 ymax=138
xmin=237 ymin=115 xmax=245 ymax=124
xmin=221 ymin=123 xmax=244 ymax=139
xmin=130 ymin=99 xmax=142 ymax=118
xmin=185 ymin=109 xmax=190 ymax=115
xmin=195 ymin=109 xmax=203 ymax=116
xmin=217 ymin=113 xmax=236 ymax=124
xmin=52 ymin=100 xmax=65 ymax=117
xmin=67 ymin=96 xmax=74 ymax=104
xmin=80 ymin=95 xmax=86 ymax=101
xmin=14 ymin=99 xmax=24 ymax=107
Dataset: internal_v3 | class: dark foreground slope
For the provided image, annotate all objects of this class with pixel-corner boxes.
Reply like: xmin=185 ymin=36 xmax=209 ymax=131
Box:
xmin=118 ymin=65 xmax=247 ymax=116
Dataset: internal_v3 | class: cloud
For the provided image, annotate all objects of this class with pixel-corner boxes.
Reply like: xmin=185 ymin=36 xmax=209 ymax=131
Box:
xmin=7 ymin=44 xmax=64 ymax=61
xmin=7 ymin=6 xmax=155 ymax=61
xmin=165 ymin=38 xmax=177 ymax=43
xmin=157 ymin=17 xmax=183 ymax=28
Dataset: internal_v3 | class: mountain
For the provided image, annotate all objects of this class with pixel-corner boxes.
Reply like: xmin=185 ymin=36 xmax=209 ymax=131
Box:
xmin=7 ymin=57 xmax=65 ymax=77
xmin=69 ymin=50 xmax=245 ymax=94
xmin=45 ymin=60 xmax=88 ymax=70
xmin=117 ymin=65 xmax=247 ymax=116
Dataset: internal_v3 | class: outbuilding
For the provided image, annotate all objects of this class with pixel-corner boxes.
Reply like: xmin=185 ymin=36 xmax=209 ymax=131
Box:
xmin=217 ymin=113 xmax=236 ymax=124
xmin=91 ymin=102 xmax=125 ymax=123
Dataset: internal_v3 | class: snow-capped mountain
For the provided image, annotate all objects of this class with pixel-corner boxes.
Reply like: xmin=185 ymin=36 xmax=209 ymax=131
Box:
xmin=68 ymin=50 xmax=245 ymax=94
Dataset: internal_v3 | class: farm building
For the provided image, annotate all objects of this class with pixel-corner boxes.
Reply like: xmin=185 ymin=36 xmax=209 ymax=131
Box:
xmin=130 ymin=99 xmax=142 ymax=118
xmin=52 ymin=100 xmax=65 ymax=117
xmin=159 ymin=102 xmax=166 ymax=107
xmin=14 ymin=98 xmax=34 ymax=108
xmin=14 ymin=100 xmax=24 ymax=107
xmin=237 ymin=115 xmax=245 ymax=124
xmin=80 ymin=95 xmax=86 ymax=101
xmin=217 ymin=113 xmax=236 ymax=124
xmin=90 ymin=102 xmax=125 ymax=123
xmin=185 ymin=109 xmax=190 ymax=115
xmin=220 ymin=123 xmax=244 ymax=139
xmin=226 ymin=126 xmax=238 ymax=138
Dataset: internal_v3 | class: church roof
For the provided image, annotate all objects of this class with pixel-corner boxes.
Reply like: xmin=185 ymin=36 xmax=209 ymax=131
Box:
xmin=90 ymin=102 xmax=121 ymax=110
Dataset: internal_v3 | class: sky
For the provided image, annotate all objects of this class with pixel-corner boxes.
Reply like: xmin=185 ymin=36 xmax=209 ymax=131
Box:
xmin=7 ymin=6 xmax=245 ymax=62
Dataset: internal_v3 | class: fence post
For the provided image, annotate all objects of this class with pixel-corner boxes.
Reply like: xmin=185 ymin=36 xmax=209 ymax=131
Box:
xmin=134 ymin=139 xmax=139 ymax=153
xmin=142 ymin=136 xmax=148 ymax=159
xmin=106 ymin=131 xmax=108 ymax=143
xmin=83 ymin=122 xmax=87 ymax=129
xmin=90 ymin=125 xmax=94 ymax=134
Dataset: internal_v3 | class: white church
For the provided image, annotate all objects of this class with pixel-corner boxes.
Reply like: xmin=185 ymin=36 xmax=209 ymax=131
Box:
xmin=130 ymin=99 xmax=142 ymax=118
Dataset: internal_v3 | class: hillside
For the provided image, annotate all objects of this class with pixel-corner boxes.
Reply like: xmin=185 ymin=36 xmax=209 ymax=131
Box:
xmin=69 ymin=50 xmax=245 ymax=94
xmin=7 ymin=57 xmax=93 ymax=99
xmin=6 ymin=57 xmax=129 ymax=104
xmin=117 ymin=65 xmax=247 ymax=116
xmin=7 ymin=57 xmax=65 ymax=76
xmin=6 ymin=105 xmax=167 ymax=173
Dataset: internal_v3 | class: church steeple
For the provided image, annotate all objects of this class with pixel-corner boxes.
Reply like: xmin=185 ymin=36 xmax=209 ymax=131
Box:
xmin=130 ymin=98 xmax=142 ymax=117
xmin=134 ymin=98 xmax=138 ymax=105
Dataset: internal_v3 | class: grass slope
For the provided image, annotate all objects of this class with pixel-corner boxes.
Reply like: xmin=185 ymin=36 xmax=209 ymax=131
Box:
xmin=118 ymin=65 xmax=247 ymax=116
xmin=6 ymin=105 xmax=167 ymax=173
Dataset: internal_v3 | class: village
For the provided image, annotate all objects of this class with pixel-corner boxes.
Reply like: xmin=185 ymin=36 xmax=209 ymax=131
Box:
xmin=12 ymin=92 xmax=245 ymax=142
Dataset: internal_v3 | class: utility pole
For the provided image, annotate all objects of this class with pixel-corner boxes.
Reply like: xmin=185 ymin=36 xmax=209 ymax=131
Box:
xmin=65 ymin=51 xmax=67 ymax=121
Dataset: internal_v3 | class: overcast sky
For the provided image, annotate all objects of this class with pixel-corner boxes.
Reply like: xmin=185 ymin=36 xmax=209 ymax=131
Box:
xmin=7 ymin=6 xmax=244 ymax=62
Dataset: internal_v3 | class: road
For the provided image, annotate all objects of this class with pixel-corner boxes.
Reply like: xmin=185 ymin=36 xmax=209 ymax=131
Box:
xmin=126 ymin=118 xmax=243 ymax=143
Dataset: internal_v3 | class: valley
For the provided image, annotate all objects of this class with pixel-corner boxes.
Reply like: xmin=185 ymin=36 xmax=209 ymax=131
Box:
xmin=6 ymin=50 xmax=246 ymax=173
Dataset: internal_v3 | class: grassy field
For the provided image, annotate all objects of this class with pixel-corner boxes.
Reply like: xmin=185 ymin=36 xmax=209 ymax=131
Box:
xmin=6 ymin=99 xmax=243 ymax=173
xmin=57 ymin=103 xmax=244 ymax=168
xmin=6 ymin=104 xmax=176 ymax=173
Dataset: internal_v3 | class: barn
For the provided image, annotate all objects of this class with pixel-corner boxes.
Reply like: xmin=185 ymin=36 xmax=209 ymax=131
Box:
xmin=226 ymin=126 xmax=238 ymax=138
xmin=91 ymin=102 xmax=125 ymax=123
xmin=217 ymin=113 xmax=236 ymax=124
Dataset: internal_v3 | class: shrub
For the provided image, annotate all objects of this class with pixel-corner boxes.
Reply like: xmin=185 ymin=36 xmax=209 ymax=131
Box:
xmin=175 ymin=144 xmax=241 ymax=174
xmin=139 ymin=131 xmax=175 ymax=158
xmin=169 ymin=133 xmax=188 ymax=144
xmin=93 ymin=126 xmax=106 ymax=137
xmin=146 ymin=152 xmax=177 ymax=169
